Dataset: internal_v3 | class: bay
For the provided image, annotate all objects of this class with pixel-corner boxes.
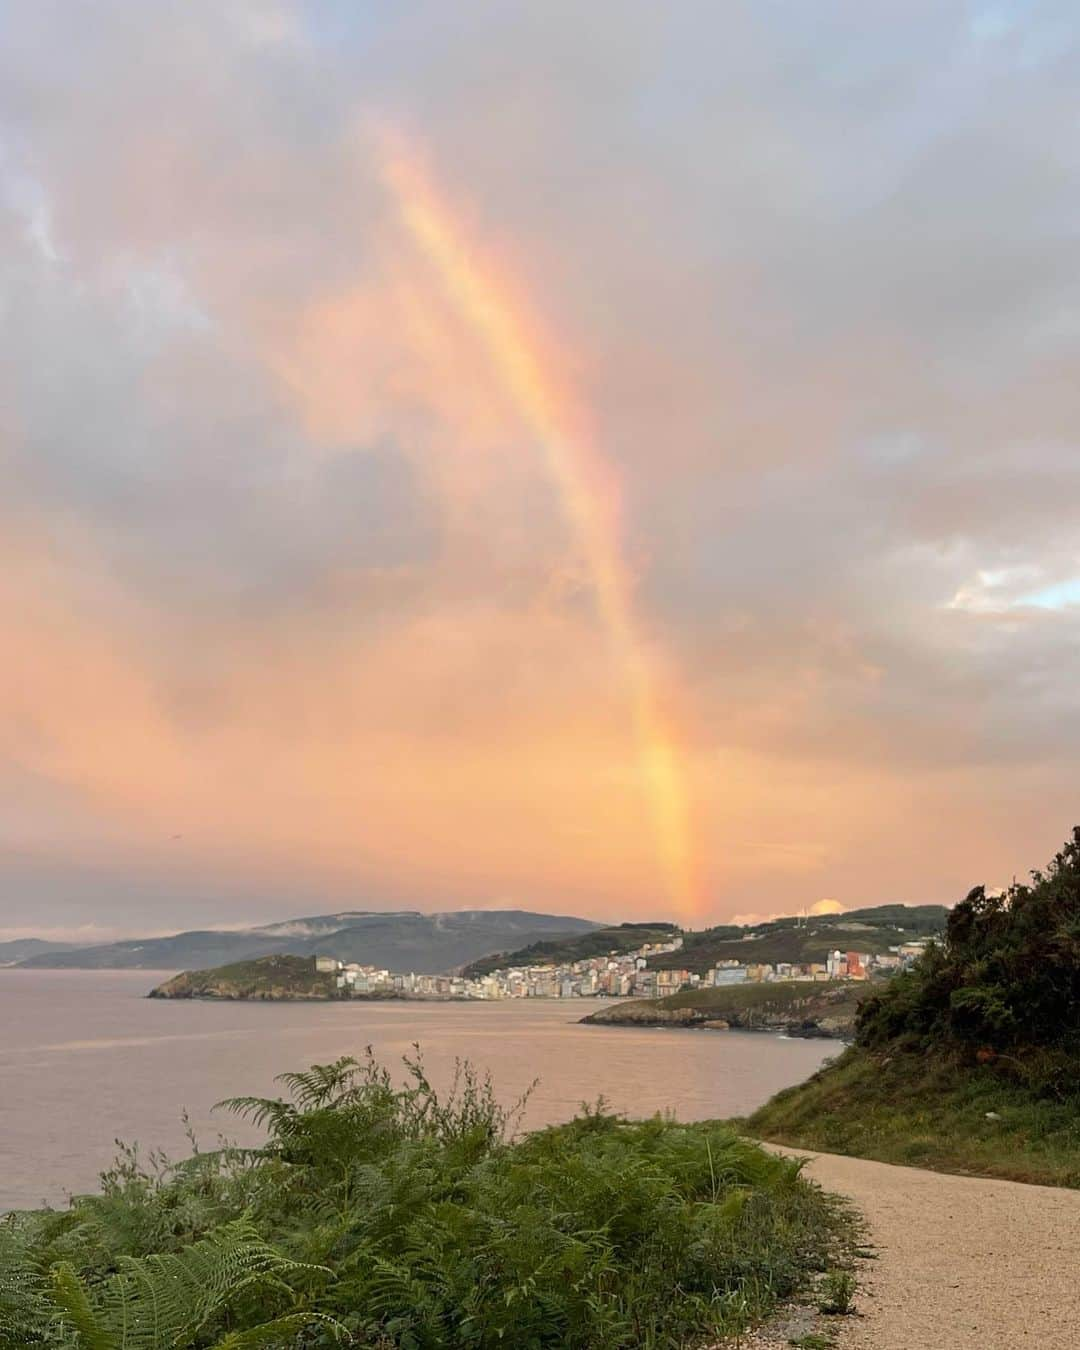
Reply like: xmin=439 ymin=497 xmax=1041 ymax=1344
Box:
xmin=0 ymin=969 xmax=835 ymax=1212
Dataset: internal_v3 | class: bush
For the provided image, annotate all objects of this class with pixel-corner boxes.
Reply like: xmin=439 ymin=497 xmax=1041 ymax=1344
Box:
xmin=3 ymin=1049 xmax=851 ymax=1349
xmin=856 ymin=828 xmax=1080 ymax=1093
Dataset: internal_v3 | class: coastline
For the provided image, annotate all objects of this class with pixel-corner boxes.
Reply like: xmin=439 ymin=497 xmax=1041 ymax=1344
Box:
xmin=582 ymin=1017 xmax=848 ymax=1040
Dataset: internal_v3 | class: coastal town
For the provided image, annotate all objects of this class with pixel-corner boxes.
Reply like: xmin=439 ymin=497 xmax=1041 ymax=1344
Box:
xmin=314 ymin=933 xmax=931 ymax=1001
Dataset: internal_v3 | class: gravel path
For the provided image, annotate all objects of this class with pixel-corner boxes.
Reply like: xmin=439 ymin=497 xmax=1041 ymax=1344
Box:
xmin=784 ymin=1147 xmax=1080 ymax=1349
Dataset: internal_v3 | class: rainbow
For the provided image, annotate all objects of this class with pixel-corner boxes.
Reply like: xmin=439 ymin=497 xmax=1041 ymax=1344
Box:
xmin=377 ymin=133 xmax=700 ymax=919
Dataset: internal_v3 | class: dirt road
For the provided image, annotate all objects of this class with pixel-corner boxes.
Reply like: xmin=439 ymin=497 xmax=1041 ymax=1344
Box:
xmin=788 ymin=1148 xmax=1080 ymax=1349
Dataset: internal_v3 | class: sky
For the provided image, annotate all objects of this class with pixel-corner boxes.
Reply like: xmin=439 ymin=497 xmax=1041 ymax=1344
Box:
xmin=3 ymin=1 xmax=1080 ymax=939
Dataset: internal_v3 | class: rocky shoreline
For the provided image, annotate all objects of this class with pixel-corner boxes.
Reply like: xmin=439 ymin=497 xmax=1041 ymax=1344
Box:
xmin=579 ymin=988 xmax=859 ymax=1040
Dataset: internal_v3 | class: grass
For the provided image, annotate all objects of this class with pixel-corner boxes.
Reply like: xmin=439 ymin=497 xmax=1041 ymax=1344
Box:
xmin=816 ymin=1269 xmax=856 ymax=1315
xmin=744 ymin=1045 xmax=1080 ymax=1188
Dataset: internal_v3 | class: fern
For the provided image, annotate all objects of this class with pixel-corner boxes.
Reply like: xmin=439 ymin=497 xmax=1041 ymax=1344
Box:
xmin=211 ymin=1312 xmax=348 ymax=1348
xmin=0 ymin=1223 xmax=57 ymax=1348
xmin=9 ymin=1050 xmax=852 ymax=1349
xmin=51 ymin=1261 xmax=112 ymax=1350
xmin=49 ymin=1219 xmax=335 ymax=1349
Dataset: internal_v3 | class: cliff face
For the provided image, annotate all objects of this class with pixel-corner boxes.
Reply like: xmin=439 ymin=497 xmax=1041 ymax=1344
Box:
xmin=581 ymin=983 xmax=861 ymax=1039
xmin=148 ymin=954 xmax=344 ymax=1000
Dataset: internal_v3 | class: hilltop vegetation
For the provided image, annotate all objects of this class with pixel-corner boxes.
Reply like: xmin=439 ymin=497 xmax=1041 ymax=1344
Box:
xmin=584 ymin=980 xmax=862 ymax=1037
xmin=748 ymin=831 xmax=1080 ymax=1186
xmin=649 ymin=904 xmax=947 ymax=974
xmin=1 ymin=1052 xmax=854 ymax=1349
xmin=462 ymin=922 xmax=678 ymax=979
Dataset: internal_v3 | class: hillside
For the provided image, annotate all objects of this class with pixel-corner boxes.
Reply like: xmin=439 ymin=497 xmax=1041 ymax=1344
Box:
xmin=582 ymin=980 xmax=862 ymax=1038
xmin=462 ymin=921 xmax=678 ymax=978
xmin=17 ymin=908 xmax=600 ymax=974
xmin=747 ymin=830 xmax=1080 ymax=1187
xmin=649 ymin=903 xmax=948 ymax=974
xmin=148 ymin=954 xmax=347 ymax=1000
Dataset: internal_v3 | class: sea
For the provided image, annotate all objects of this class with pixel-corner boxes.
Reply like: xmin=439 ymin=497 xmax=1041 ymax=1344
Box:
xmin=0 ymin=969 xmax=835 ymax=1213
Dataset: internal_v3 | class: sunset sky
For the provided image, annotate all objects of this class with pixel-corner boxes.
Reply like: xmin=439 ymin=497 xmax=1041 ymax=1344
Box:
xmin=4 ymin=2 xmax=1080 ymax=939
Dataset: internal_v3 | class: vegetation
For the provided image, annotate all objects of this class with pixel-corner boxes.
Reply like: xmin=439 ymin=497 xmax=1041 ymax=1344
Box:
xmin=2 ymin=1051 xmax=854 ymax=1349
xmin=653 ymin=981 xmax=854 ymax=1016
xmin=461 ymin=923 xmax=677 ymax=979
xmin=816 ymin=1270 xmax=855 ymax=1316
xmin=856 ymin=833 xmax=1080 ymax=1084
xmin=747 ymin=831 xmax=1080 ymax=1186
xmin=583 ymin=981 xmax=863 ymax=1038
xmin=649 ymin=906 xmax=946 ymax=975
xmin=148 ymin=956 xmax=349 ymax=1001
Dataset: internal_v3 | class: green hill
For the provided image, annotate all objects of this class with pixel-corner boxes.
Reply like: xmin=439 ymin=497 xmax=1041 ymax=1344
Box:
xmin=461 ymin=922 xmax=678 ymax=978
xmin=649 ymin=904 xmax=947 ymax=973
xmin=746 ymin=831 xmax=1080 ymax=1187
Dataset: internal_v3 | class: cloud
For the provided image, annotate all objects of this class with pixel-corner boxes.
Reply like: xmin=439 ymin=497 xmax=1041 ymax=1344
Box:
xmin=3 ymin=2 xmax=1080 ymax=932
xmin=948 ymin=566 xmax=1080 ymax=613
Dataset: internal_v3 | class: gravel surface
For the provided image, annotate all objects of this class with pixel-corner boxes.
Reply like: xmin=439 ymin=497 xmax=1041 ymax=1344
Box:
xmin=776 ymin=1146 xmax=1080 ymax=1350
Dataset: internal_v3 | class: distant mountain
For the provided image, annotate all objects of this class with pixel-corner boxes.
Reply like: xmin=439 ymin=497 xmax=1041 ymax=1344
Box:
xmin=15 ymin=909 xmax=601 ymax=975
xmin=253 ymin=910 xmax=419 ymax=939
xmin=0 ymin=938 xmax=91 ymax=967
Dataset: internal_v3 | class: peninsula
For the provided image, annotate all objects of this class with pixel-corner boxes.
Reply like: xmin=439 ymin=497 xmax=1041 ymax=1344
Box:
xmin=581 ymin=979 xmax=863 ymax=1038
xmin=148 ymin=954 xmax=354 ymax=1000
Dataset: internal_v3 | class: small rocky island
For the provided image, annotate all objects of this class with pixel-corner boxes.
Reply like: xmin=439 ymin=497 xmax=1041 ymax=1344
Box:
xmin=581 ymin=980 xmax=862 ymax=1039
xmin=149 ymin=954 xmax=360 ymax=1000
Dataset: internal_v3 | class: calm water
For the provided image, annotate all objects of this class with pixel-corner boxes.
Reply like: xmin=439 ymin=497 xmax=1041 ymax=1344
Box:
xmin=0 ymin=969 xmax=835 ymax=1212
